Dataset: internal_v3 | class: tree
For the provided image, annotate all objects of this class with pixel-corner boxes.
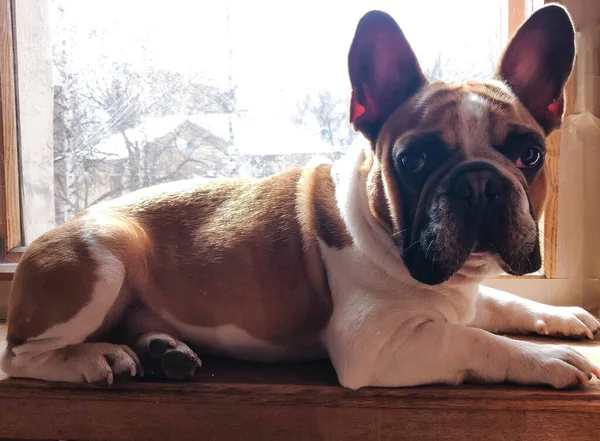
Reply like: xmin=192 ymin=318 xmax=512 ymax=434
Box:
xmin=53 ymin=36 xmax=108 ymax=222
xmin=51 ymin=2 xmax=240 ymax=223
xmin=424 ymin=55 xmax=444 ymax=82
xmin=293 ymin=90 xmax=357 ymax=149
xmin=53 ymin=58 xmax=239 ymax=220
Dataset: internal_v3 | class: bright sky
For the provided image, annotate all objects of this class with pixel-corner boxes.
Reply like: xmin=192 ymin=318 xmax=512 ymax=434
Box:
xmin=51 ymin=0 xmax=509 ymax=123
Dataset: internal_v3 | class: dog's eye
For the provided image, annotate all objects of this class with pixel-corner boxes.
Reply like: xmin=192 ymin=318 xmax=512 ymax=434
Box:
xmin=400 ymin=151 xmax=427 ymax=173
xmin=516 ymin=146 xmax=544 ymax=168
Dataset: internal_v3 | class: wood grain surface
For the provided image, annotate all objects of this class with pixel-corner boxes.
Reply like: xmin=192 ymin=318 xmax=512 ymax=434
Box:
xmin=0 ymin=0 xmax=22 ymax=258
xmin=2 ymin=324 xmax=600 ymax=440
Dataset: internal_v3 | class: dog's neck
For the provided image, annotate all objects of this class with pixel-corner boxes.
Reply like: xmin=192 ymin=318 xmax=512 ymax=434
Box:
xmin=332 ymin=144 xmax=496 ymax=295
xmin=332 ymin=145 xmax=417 ymax=284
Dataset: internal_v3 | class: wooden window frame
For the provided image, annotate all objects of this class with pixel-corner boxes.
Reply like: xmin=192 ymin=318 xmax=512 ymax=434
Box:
xmin=0 ymin=0 xmax=596 ymax=311
xmin=0 ymin=0 xmax=21 ymax=280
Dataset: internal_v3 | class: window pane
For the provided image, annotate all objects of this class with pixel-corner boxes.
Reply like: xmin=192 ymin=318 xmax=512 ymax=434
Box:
xmin=20 ymin=0 xmax=508 ymax=243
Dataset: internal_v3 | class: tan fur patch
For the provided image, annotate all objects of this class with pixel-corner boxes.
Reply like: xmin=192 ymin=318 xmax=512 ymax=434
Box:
xmin=127 ymin=170 xmax=333 ymax=347
xmin=371 ymin=81 xmax=548 ymax=236
xmin=6 ymin=222 xmax=98 ymax=348
xmin=7 ymin=169 xmax=336 ymax=352
xmin=308 ymin=164 xmax=352 ymax=249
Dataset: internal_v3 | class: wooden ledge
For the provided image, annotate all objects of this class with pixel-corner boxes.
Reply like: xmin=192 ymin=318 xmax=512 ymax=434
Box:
xmin=2 ymin=325 xmax=600 ymax=440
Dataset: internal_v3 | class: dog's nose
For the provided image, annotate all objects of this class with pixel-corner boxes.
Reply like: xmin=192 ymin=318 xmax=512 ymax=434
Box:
xmin=451 ymin=169 xmax=505 ymax=205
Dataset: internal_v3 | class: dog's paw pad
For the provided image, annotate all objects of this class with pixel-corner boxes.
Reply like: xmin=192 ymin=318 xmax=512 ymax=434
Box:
xmin=145 ymin=334 xmax=178 ymax=358
xmin=161 ymin=344 xmax=201 ymax=380
xmin=135 ymin=333 xmax=200 ymax=380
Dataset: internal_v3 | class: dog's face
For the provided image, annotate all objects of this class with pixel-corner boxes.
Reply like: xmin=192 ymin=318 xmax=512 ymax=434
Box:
xmin=348 ymin=5 xmax=575 ymax=285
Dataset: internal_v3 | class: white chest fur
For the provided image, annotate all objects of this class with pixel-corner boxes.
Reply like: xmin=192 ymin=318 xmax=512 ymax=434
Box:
xmin=324 ymin=146 xmax=479 ymax=326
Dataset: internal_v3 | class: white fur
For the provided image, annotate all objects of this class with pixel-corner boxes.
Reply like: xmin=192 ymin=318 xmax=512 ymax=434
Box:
xmin=458 ymin=93 xmax=490 ymax=156
xmin=331 ymin=145 xmax=416 ymax=284
xmin=322 ymin=146 xmax=600 ymax=389
xmin=161 ymin=312 xmax=325 ymax=362
xmin=471 ymin=286 xmax=600 ymax=339
xmin=1 ymin=342 xmax=139 ymax=384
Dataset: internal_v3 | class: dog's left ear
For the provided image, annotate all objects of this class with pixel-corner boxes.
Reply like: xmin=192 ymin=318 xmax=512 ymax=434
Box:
xmin=497 ymin=4 xmax=575 ymax=134
xmin=348 ymin=11 xmax=426 ymax=142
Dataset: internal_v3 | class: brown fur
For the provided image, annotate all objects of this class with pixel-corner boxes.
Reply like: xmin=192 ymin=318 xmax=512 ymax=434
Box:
xmin=6 ymin=222 xmax=98 ymax=348
xmin=6 ymin=167 xmax=348 ymax=351
xmin=307 ymin=164 xmax=352 ymax=249
xmin=369 ymin=81 xmax=549 ymax=240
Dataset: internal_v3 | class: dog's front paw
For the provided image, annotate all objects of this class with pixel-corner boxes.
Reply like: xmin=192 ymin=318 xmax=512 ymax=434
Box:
xmin=530 ymin=306 xmax=600 ymax=340
xmin=68 ymin=343 xmax=142 ymax=385
xmin=516 ymin=343 xmax=600 ymax=389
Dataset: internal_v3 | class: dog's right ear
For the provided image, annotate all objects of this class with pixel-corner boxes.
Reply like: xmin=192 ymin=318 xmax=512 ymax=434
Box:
xmin=348 ymin=11 xmax=426 ymax=142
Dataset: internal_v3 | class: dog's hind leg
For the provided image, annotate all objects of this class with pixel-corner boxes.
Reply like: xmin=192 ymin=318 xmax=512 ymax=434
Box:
xmin=114 ymin=305 xmax=201 ymax=380
xmin=1 ymin=222 xmax=142 ymax=384
xmin=133 ymin=331 xmax=201 ymax=380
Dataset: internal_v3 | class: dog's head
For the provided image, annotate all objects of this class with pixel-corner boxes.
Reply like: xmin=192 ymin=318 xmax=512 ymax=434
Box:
xmin=348 ymin=5 xmax=575 ymax=285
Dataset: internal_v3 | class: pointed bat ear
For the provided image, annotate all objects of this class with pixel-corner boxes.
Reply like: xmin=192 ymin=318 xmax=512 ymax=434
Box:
xmin=496 ymin=4 xmax=575 ymax=134
xmin=348 ymin=10 xmax=426 ymax=142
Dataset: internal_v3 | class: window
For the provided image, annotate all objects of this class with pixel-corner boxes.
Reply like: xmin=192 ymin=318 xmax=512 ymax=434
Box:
xmin=23 ymin=0 xmax=511 ymax=243
xmin=2 ymin=0 xmax=598 ymax=313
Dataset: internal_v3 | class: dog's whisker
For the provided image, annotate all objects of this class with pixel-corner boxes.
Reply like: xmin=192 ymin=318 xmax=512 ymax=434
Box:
xmin=424 ymin=239 xmax=434 ymax=261
xmin=402 ymin=239 xmax=421 ymax=256
xmin=382 ymin=242 xmax=396 ymax=268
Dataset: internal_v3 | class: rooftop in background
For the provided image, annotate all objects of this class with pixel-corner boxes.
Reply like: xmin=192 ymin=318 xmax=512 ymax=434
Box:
xmin=93 ymin=113 xmax=344 ymax=160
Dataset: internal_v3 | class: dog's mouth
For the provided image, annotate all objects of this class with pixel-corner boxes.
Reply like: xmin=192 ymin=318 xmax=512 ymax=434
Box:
xmin=456 ymin=251 xmax=504 ymax=278
xmin=398 ymin=165 xmax=542 ymax=285
xmin=401 ymin=221 xmax=541 ymax=285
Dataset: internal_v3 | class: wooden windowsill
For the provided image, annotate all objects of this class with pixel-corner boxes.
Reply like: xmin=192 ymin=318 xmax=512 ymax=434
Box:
xmin=2 ymin=325 xmax=600 ymax=440
xmin=0 ymin=262 xmax=547 ymax=282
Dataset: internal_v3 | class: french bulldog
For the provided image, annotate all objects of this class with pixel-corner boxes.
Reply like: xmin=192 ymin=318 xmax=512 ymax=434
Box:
xmin=3 ymin=3 xmax=599 ymax=389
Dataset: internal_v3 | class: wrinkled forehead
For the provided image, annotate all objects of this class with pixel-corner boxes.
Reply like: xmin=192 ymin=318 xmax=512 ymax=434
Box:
xmin=379 ymin=80 xmax=545 ymax=153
